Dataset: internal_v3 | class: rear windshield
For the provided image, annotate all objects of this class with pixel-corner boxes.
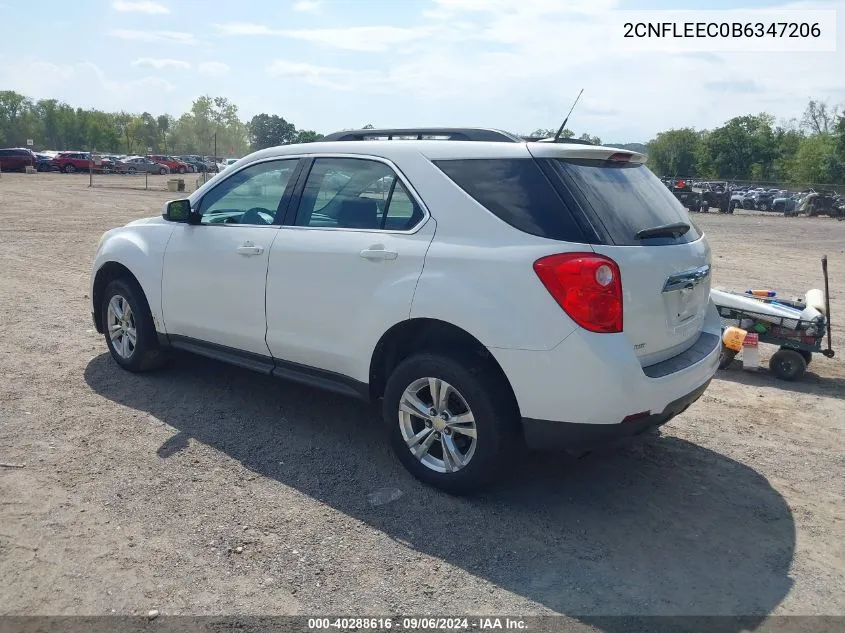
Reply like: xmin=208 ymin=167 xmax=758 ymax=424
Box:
xmin=545 ymin=158 xmax=701 ymax=246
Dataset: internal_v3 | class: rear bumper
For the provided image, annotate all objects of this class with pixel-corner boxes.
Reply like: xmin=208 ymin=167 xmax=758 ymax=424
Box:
xmin=489 ymin=299 xmax=721 ymax=426
xmin=521 ymin=378 xmax=711 ymax=450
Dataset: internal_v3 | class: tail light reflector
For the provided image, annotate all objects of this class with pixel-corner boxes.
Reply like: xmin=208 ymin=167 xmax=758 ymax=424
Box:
xmin=533 ymin=252 xmax=623 ymax=333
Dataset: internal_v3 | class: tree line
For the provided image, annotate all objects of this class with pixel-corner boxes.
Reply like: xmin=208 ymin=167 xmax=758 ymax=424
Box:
xmin=646 ymin=100 xmax=845 ymax=185
xmin=0 ymin=91 xmax=323 ymax=158
xmin=1 ymin=89 xmax=843 ymax=185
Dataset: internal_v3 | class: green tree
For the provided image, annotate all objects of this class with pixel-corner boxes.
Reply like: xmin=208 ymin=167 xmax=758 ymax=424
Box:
xmin=248 ymin=114 xmax=297 ymax=150
xmin=646 ymin=128 xmax=701 ymax=176
xmin=699 ymin=114 xmax=776 ymax=180
xmin=293 ymin=129 xmax=324 ymax=144
xmin=790 ymin=135 xmax=837 ymax=184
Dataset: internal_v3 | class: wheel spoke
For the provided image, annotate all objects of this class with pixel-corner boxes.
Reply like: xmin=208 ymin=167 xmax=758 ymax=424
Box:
xmin=121 ymin=333 xmax=130 ymax=358
xmin=436 ymin=381 xmax=452 ymax=412
xmin=427 ymin=378 xmax=442 ymax=410
xmin=123 ymin=302 xmax=133 ymax=321
xmin=449 ymin=411 xmax=474 ymax=426
xmin=125 ymin=327 xmax=137 ymax=347
xmin=109 ymin=296 xmax=123 ymax=320
xmin=406 ymin=427 xmax=436 ymax=459
xmin=400 ymin=391 xmax=432 ymax=420
xmin=448 ymin=423 xmax=476 ymax=439
xmin=109 ymin=326 xmax=123 ymax=341
xmin=441 ymin=435 xmax=464 ymax=472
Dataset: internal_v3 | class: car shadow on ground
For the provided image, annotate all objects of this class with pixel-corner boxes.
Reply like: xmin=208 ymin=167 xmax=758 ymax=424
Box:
xmin=716 ymin=362 xmax=845 ymax=399
xmin=85 ymin=352 xmax=795 ymax=624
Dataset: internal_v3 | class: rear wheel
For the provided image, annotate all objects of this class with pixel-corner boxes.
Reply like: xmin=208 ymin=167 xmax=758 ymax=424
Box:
xmin=101 ymin=278 xmax=167 ymax=373
xmin=769 ymin=348 xmax=806 ymax=381
xmin=159 ymin=167 xmax=167 ymax=175
xmin=178 ymin=166 xmax=186 ymax=174
xmin=64 ymin=164 xmax=76 ymax=174
xmin=383 ymin=352 xmax=517 ymax=495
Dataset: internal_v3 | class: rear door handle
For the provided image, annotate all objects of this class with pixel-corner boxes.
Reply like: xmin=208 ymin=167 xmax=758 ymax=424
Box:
xmin=360 ymin=247 xmax=398 ymax=261
xmin=237 ymin=242 xmax=264 ymax=256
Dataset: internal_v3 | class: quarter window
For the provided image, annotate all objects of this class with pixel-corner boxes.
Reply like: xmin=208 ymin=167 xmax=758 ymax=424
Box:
xmin=294 ymin=157 xmax=423 ymax=231
xmin=197 ymin=159 xmax=299 ymax=226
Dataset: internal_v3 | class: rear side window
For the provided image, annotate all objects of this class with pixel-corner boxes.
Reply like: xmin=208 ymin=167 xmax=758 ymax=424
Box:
xmin=433 ymin=159 xmax=588 ymax=242
xmin=545 ymin=159 xmax=701 ymax=246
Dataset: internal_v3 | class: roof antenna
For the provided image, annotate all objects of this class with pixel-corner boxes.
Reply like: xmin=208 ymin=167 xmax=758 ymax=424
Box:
xmin=553 ymin=88 xmax=584 ymax=142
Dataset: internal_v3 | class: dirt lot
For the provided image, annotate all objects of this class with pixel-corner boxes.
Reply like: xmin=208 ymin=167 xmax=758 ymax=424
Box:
xmin=1 ymin=172 xmax=843 ymax=623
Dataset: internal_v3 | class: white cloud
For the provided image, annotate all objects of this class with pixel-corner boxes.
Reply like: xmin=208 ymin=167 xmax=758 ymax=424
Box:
xmin=214 ymin=22 xmax=431 ymax=52
xmin=131 ymin=57 xmax=190 ymax=70
xmin=293 ymin=0 xmax=322 ymax=13
xmin=112 ymin=0 xmax=170 ymax=14
xmin=266 ymin=61 xmax=385 ymax=91
xmin=198 ymin=62 xmax=230 ymax=77
xmin=0 ymin=61 xmax=175 ymax=111
xmin=109 ymin=29 xmax=197 ymax=45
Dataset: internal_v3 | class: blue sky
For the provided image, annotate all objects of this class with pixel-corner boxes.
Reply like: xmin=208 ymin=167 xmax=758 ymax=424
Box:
xmin=0 ymin=0 xmax=842 ymax=142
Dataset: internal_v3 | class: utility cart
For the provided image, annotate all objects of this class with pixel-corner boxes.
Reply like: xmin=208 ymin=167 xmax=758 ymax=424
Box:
xmin=713 ymin=256 xmax=834 ymax=381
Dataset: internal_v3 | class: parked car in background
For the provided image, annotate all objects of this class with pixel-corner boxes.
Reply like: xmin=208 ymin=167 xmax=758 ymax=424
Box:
xmin=181 ymin=155 xmax=217 ymax=172
xmin=34 ymin=152 xmax=58 ymax=172
xmin=53 ymin=152 xmax=93 ymax=173
xmin=147 ymin=155 xmax=190 ymax=174
xmin=123 ymin=156 xmax=170 ymax=175
xmin=0 ymin=147 xmax=37 ymax=172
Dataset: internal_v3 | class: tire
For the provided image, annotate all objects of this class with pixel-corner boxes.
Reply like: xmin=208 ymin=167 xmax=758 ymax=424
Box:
xmin=769 ymin=348 xmax=806 ymax=381
xmin=718 ymin=343 xmax=738 ymax=370
xmin=158 ymin=167 xmax=166 ymax=175
xmin=797 ymin=350 xmax=812 ymax=365
xmin=178 ymin=166 xmax=186 ymax=174
xmin=382 ymin=352 xmax=518 ymax=495
xmin=63 ymin=164 xmax=76 ymax=174
xmin=758 ymin=202 xmax=769 ymax=212
xmin=128 ymin=167 xmax=136 ymax=175
xmin=101 ymin=278 xmax=168 ymax=373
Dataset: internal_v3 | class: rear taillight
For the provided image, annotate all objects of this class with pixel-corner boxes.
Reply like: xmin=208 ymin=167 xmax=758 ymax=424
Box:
xmin=533 ymin=253 xmax=623 ymax=333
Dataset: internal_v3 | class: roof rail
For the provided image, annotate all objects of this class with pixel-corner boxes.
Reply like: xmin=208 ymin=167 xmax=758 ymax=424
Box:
xmin=321 ymin=128 xmax=523 ymax=143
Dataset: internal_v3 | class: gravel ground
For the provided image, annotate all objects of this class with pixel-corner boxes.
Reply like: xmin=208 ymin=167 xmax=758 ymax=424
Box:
xmin=1 ymin=173 xmax=844 ymax=623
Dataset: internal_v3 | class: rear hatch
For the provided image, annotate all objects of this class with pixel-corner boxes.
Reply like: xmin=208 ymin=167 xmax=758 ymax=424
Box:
xmin=528 ymin=144 xmax=711 ymax=367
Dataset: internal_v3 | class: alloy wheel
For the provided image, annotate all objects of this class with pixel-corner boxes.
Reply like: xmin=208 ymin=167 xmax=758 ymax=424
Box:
xmin=398 ymin=377 xmax=478 ymax=474
xmin=107 ymin=294 xmax=137 ymax=360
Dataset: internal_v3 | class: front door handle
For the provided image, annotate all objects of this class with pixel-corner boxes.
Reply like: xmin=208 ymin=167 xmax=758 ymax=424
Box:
xmin=360 ymin=247 xmax=398 ymax=261
xmin=237 ymin=242 xmax=264 ymax=256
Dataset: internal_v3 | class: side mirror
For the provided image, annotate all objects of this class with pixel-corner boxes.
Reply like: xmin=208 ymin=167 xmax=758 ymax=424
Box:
xmin=164 ymin=199 xmax=194 ymax=223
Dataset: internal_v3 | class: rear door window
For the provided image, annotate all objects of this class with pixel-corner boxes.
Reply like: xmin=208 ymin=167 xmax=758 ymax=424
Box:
xmin=433 ymin=158 xmax=590 ymax=242
xmin=544 ymin=158 xmax=701 ymax=246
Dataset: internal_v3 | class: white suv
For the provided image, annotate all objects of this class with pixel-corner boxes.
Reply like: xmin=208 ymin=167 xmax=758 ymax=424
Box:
xmin=90 ymin=128 xmax=721 ymax=494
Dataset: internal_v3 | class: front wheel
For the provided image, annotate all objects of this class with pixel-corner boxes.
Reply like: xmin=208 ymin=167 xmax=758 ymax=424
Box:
xmin=159 ymin=167 xmax=167 ymax=175
xmin=178 ymin=166 xmax=186 ymax=174
xmin=64 ymin=164 xmax=76 ymax=173
xmin=383 ymin=353 xmax=518 ymax=495
xmin=101 ymin=279 xmax=168 ymax=372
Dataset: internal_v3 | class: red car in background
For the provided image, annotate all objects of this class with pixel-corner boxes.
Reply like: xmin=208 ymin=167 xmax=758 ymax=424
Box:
xmin=147 ymin=154 xmax=190 ymax=174
xmin=0 ymin=147 xmax=37 ymax=171
xmin=54 ymin=151 xmax=92 ymax=173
